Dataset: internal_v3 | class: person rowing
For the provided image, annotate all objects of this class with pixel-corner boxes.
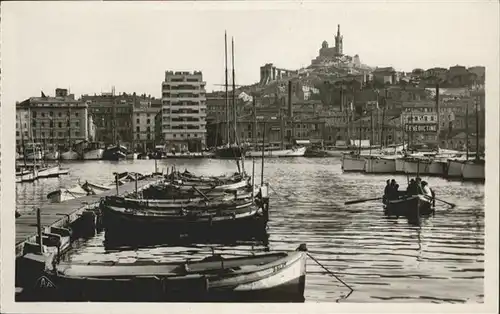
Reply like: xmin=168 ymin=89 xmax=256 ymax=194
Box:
xmin=421 ymin=181 xmax=436 ymax=206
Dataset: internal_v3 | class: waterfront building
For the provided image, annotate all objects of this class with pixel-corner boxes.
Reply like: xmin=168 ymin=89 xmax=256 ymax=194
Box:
xmin=81 ymin=92 xmax=136 ymax=148
xmin=132 ymin=106 xmax=161 ymax=151
xmin=16 ymin=89 xmax=93 ymax=152
xmin=161 ymin=71 xmax=207 ymax=152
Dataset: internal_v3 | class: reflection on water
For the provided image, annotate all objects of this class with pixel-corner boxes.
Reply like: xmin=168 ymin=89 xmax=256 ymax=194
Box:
xmin=16 ymin=158 xmax=484 ymax=303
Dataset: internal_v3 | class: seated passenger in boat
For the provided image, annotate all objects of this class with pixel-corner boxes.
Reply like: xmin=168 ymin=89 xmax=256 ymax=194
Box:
xmin=406 ymin=179 xmax=417 ymax=195
xmin=383 ymin=180 xmax=391 ymax=203
xmin=415 ymin=177 xmax=424 ymax=194
xmin=421 ymin=181 xmax=433 ymax=197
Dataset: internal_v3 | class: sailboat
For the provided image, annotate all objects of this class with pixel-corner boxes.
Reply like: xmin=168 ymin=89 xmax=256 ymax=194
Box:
xmin=364 ymin=108 xmax=397 ymax=174
xmin=214 ymin=32 xmax=246 ymax=160
xmin=245 ymin=81 xmax=306 ymax=158
xmin=102 ymin=106 xmax=128 ymax=161
xmin=341 ymin=100 xmax=367 ymax=172
xmin=461 ymin=89 xmax=485 ymax=181
xmin=61 ymin=108 xmax=80 ymax=160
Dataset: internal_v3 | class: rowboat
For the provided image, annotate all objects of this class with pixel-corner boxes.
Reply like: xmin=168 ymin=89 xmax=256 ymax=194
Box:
xmin=101 ymin=199 xmax=269 ymax=239
xmin=383 ymin=194 xmax=435 ymax=218
xmin=47 ymin=185 xmax=89 ymax=203
xmin=19 ymin=244 xmax=307 ymax=302
xmin=37 ymin=165 xmax=61 ymax=179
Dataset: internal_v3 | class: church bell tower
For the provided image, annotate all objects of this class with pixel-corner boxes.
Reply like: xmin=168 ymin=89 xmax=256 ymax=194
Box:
xmin=334 ymin=24 xmax=343 ymax=55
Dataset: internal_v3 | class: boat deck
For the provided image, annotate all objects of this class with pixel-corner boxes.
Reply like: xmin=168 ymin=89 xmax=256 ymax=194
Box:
xmin=15 ymin=175 xmax=163 ymax=257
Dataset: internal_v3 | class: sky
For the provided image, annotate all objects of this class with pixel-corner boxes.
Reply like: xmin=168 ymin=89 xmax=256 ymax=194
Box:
xmin=1 ymin=1 xmax=498 ymax=107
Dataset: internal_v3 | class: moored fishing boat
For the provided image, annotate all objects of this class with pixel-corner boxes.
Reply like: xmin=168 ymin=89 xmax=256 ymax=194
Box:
xmin=44 ymin=150 xmax=60 ymax=161
xmin=82 ymin=142 xmax=105 ymax=160
xmin=214 ymin=144 xmax=247 ymax=159
xmin=102 ymin=145 xmax=128 ymax=161
xmin=245 ymin=146 xmax=306 ymax=158
xmin=461 ymin=159 xmax=485 ymax=181
xmin=19 ymin=244 xmax=307 ymax=302
xmin=341 ymin=154 xmax=366 ymax=172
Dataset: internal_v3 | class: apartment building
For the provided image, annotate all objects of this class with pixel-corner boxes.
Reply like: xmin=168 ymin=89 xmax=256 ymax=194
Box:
xmin=132 ymin=106 xmax=161 ymax=151
xmin=161 ymin=71 xmax=207 ymax=152
xmin=16 ymin=89 xmax=91 ymax=152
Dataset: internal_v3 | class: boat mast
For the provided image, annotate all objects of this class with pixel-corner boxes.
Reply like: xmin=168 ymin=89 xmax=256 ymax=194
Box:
xmin=231 ymin=36 xmax=238 ymax=146
xmin=253 ymin=95 xmax=257 ymax=151
xmin=465 ymin=99 xmax=469 ymax=161
xmin=224 ymin=31 xmax=230 ymax=145
xmin=18 ymin=111 xmax=27 ymax=167
xmin=369 ymin=109 xmax=373 ymax=155
xmin=475 ymin=91 xmax=480 ymax=161
xmin=67 ymin=107 xmax=72 ymax=152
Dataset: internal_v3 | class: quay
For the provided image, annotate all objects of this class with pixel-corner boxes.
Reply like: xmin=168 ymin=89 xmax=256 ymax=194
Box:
xmin=15 ymin=174 xmax=163 ymax=258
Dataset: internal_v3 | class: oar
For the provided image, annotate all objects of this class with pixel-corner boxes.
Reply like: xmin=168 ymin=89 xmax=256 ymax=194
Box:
xmin=434 ymin=197 xmax=456 ymax=208
xmin=344 ymin=197 xmax=382 ymax=205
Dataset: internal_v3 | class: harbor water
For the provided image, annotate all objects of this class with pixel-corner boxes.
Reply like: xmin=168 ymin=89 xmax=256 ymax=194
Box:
xmin=16 ymin=158 xmax=484 ymax=303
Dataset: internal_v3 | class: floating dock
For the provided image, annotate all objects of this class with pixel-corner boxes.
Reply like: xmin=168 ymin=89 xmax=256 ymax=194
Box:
xmin=15 ymin=175 xmax=163 ymax=257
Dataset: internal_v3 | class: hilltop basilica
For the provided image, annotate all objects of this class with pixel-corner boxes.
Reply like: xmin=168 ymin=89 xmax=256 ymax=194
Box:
xmin=310 ymin=25 xmax=362 ymax=69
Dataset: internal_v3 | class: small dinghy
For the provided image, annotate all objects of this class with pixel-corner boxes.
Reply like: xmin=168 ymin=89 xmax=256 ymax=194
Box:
xmin=21 ymin=244 xmax=308 ymax=302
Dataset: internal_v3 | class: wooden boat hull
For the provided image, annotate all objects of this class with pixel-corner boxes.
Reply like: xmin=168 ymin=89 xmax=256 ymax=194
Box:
xmin=428 ymin=160 xmax=447 ymax=176
xmin=384 ymin=194 xmax=434 ymax=217
xmin=102 ymin=146 xmax=128 ymax=161
xmin=395 ymin=158 xmax=405 ymax=173
xmin=44 ymin=151 xmax=60 ymax=160
xmin=364 ymin=158 xmax=396 ymax=173
xmin=61 ymin=150 xmax=80 ymax=160
xmin=17 ymin=247 xmax=306 ymax=302
xmin=461 ymin=161 xmax=485 ymax=181
xmin=446 ymin=159 xmax=464 ymax=178
xmin=213 ymin=146 xmax=246 ymax=159
xmin=341 ymin=156 xmax=366 ymax=172
xmin=245 ymin=147 xmax=306 ymax=158
xmin=102 ymin=202 xmax=269 ymax=239
xmin=37 ymin=166 xmax=60 ymax=179
xmin=47 ymin=185 xmax=88 ymax=203
xmin=83 ymin=148 xmax=104 ymax=160
xmin=403 ymin=159 xmax=432 ymax=175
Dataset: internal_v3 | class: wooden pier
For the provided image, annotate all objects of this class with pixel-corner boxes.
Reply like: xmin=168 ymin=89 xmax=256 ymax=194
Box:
xmin=15 ymin=175 xmax=163 ymax=257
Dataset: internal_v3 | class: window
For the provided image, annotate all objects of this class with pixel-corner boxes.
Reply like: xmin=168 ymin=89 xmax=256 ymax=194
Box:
xmin=187 ymin=134 xmax=191 ymax=138
xmin=173 ymin=134 xmax=177 ymax=138
xmin=137 ymin=134 xmax=140 ymax=139
xmin=16 ymin=131 xmax=19 ymax=136
xmin=58 ymin=112 xmax=62 ymax=117
xmin=58 ymin=122 xmax=62 ymax=128
xmin=42 ymin=132 xmax=45 ymax=137
xmin=75 ymin=121 xmax=79 ymax=127
xmin=32 ymin=112 xmax=37 ymax=118
xmin=136 ymin=126 xmax=140 ymax=132
xmin=147 ymin=127 xmax=151 ymax=132
xmin=33 ymin=131 xmax=37 ymax=137
xmin=147 ymin=119 xmax=150 ymax=124
xmin=75 ymin=132 xmax=80 ymax=137
xmin=50 ymin=111 xmax=54 ymax=116
xmin=41 ymin=122 xmax=45 ymax=127
xmin=136 ymin=118 xmax=140 ymax=124
xmin=41 ymin=113 xmax=45 ymax=117
xmin=75 ymin=112 xmax=79 ymax=117
xmin=147 ymin=134 xmax=151 ymax=140
xmin=58 ymin=132 xmax=63 ymax=137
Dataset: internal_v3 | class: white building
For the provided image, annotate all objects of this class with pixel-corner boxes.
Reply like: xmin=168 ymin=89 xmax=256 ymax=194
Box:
xmin=161 ymin=71 xmax=207 ymax=152
xmin=133 ymin=106 xmax=161 ymax=151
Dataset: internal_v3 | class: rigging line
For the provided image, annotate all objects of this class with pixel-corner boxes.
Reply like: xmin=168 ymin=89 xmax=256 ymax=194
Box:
xmin=306 ymin=252 xmax=354 ymax=301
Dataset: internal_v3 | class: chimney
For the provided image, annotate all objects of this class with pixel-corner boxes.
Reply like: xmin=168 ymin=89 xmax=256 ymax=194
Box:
xmin=288 ymin=80 xmax=293 ymax=117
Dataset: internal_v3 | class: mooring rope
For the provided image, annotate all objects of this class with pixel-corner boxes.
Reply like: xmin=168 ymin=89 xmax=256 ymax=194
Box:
xmin=306 ymin=252 xmax=354 ymax=301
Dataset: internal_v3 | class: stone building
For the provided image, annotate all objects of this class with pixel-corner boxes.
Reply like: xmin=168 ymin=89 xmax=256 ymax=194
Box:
xmin=132 ymin=106 xmax=161 ymax=151
xmin=259 ymin=63 xmax=298 ymax=86
xmin=16 ymin=89 xmax=92 ymax=152
xmin=81 ymin=92 xmax=137 ymax=148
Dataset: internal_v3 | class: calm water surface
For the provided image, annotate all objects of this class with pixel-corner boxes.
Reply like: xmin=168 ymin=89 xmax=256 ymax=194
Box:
xmin=16 ymin=158 xmax=484 ymax=303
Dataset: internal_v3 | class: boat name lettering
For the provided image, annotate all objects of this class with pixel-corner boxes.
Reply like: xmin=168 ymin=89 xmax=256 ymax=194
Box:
xmin=272 ymin=262 xmax=286 ymax=273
